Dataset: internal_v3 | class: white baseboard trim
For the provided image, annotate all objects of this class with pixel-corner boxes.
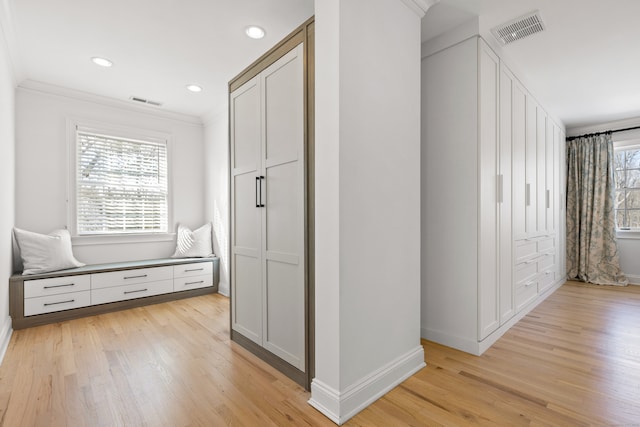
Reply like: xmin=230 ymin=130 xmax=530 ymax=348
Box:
xmin=421 ymin=278 xmax=565 ymax=356
xmin=626 ymin=274 xmax=640 ymax=285
xmin=308 ymin=345 xmax=425 ymax=425
xmin=0 ymin=316 xmax=13 ymax=364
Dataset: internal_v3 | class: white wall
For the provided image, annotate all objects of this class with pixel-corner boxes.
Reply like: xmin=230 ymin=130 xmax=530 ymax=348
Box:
xmin=204 ymin=108 xmax=229 ymax=296
xmin=311 ymin=0 xmax=428 ymax=423
xmin=15 ymin=84 xmax=206 ymax=265
xmin=568 ymin=118 xmax=640 ymax=284
xmin=0 ymin=12 xmax=16 ymax=360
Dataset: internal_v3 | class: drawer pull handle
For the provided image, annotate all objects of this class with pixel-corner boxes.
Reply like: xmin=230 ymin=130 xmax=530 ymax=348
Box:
xmin=43 ymin=283 xmax=74 ymax=289
xmin=124 ymin=274 xmax=148 ymax=280
xmin=44 ymin=299 xmax=74 ymax=306
xmin=185 ymin=268 xmax=204 ymax=272
xmin=525 ymin=282 xmax=534 ymax=288
xmin=124 ymin=288 xmax=148 ymax=295
xmin=185 ymin=281 xmax=204 ymax=285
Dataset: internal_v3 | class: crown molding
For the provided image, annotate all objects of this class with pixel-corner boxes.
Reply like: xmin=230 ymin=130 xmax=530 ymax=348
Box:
xmin=0 ymin=0 xmax=25 ymax=86
xmin=400 ymin=0 xmax=439 ymax=17
xmin=18 ymin=79 xmax=204 ymax=126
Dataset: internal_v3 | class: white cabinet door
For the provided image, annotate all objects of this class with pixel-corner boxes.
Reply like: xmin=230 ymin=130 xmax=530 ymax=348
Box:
xmin=546 ymin=121 xmax=556 ymax=235
xmin=526 ymin=97 xmax=539 ymax=237
xmin=260 ymin=44 xmax=305 ymax=370
xmin=537 ymin=106 xmax=547 ymax=236
xmin=478 ymin=41 xmax=500 ymax=340
xmin=499 ymin=64 xmax=514 ymax=325
xmin=230 ymin=76 xmax=264 ymax=346
xmin=512 ymin=81 xmax=527 ymax=240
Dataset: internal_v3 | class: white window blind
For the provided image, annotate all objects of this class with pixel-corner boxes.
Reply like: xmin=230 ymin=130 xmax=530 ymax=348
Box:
xmin=76 ymin=129 xmax=168 ymax=235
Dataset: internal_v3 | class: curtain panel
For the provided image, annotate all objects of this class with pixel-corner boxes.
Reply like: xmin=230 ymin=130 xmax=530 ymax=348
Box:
xmin=566 ymin=133 xmax=627 ymax=286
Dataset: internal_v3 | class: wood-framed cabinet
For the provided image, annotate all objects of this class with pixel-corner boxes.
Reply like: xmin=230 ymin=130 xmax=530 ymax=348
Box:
xmin=228 ymin=18 xmax=314 ymax=389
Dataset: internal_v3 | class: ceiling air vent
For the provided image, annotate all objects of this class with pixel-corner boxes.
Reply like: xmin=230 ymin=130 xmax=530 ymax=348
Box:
xmin=129 ymin=96 xmax=163 ymax=107
xmin=491 ymin=10 xmax=545 ymax=45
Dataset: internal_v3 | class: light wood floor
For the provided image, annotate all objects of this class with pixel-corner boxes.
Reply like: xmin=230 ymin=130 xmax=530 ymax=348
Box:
xmin=1 ymin=281 xmax=639 ymax=426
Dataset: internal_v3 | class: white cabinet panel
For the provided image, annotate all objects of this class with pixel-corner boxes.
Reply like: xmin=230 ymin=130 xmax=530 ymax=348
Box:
xmin=92 ymin=266 xmax=172 ymax=289
xmin=174 ymin=275 xmax=213 ymax=292
xmin=499 ymin=64 xmax=514 ymax=325
xmin=173 ymin=262 xmax=213 ymax=279
xmin=92 ymin=280 xmax=173 ymax=305
xmin=232 ymin=253 xmax=262 ymax=345
xmin=263 ymin=259 xmax=304 ymax=368
xmin=526 ymin=97 xmax=538 ymax=237
xmin=24 ymin=274 xmax=91 ymax=298
xmin=537 ymin=107 xmax=547 ymax=235
xmin=512 ymin=81 xmax=527 ymax=240
xmin=25 ymin=290 xmax=91 ymax=316
xmin=478 ymin=41 xmax=500 ymax=340
xmin=231 ymin=78 xmax=261 ymax=172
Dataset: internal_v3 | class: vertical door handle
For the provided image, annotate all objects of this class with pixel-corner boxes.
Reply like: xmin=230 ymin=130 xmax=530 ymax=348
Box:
xmin=255 ymin=177 xmax=260 ymax=208
xmin=497 ymin=174 xmax=504 ymax=204
xmin=525 ymin=183 xmax=531 ymax=206
xmin=546 ymin=189 xmax=550 ymax=209
xmin=259 ymin=176 xmax=265 ymax=207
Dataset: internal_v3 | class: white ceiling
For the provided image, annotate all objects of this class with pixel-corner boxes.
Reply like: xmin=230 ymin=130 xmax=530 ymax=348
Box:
xmin=423 ymin=0 xmax=640 ymax=130
xmin=5 ymin=0 xmax=313 ymax=120
xmin=4 ymin=0 xmax=640 ymax=129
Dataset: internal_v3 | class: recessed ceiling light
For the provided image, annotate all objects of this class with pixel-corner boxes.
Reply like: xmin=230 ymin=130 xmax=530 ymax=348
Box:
xmin=245 ymin=26 xmax=265 ymax=39
xmin=91 ymin=57 xmax=113 ymax=67
xmin=186 ymin=84 xmax=203 ymax=93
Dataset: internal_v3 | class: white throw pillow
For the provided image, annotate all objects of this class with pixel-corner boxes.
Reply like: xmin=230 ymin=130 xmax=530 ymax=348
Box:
xmin=13 ymin=227 xmax=85 ymax=275
xmin=171 ymin=223 xmax=213 ymax=258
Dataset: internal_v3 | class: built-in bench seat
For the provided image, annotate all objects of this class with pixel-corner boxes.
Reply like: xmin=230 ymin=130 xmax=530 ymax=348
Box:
xmin=9 ymin=257 xmax=219 ymax=329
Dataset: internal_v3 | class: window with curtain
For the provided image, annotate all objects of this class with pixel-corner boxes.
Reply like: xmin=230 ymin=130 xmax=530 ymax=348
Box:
xmin=614 ymin=145 xmax=640 ymax=230
xmin=75 ymin=128 xmax=169 ymax=235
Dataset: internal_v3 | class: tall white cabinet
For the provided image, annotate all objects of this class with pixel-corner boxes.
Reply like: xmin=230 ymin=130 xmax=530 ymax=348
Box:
xmin=229 ymin=19 xmax=314 ymax=388
xmin=421 ymin=36 xmax=566 ymax=355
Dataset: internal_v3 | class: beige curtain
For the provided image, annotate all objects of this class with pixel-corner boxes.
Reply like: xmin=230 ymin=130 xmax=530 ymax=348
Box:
xmin=566 ymin=133 xmax=627 ymax=286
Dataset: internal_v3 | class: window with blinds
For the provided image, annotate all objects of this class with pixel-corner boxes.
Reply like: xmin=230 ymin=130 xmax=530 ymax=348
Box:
xmin=76 ymin=129 xmax=168 ymax=235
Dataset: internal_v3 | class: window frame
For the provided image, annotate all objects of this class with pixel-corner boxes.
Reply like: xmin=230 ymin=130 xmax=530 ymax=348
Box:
xmin=67 ymin=118 xmax=174 ymax=245
xmin=613 ymin=137 xmax=640 ymax=239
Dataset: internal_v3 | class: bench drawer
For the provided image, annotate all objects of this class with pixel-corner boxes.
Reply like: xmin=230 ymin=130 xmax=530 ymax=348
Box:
xmin=92 ymin=266 xmax=172 ymax=289
xmin=24 ymin=290 xmax=91 ymax=316
xmin=174 ymin=274 xmax=213 ymax=292
xmin=24 ymin=275 xmax=91 ymax=298
xmin=91 ymin=280 xmax=174 ymax=305
xmin=173 ymin=262 xmax=213 ymax=279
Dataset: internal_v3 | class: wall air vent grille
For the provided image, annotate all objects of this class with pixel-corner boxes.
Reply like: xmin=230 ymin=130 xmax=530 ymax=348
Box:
xmin=491 ymin=10 xmax=545 ymax=45
xmin=129 ymin=96 xmax=163 ymax=107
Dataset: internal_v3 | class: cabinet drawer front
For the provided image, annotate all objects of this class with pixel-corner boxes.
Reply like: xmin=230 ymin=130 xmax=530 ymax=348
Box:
xmin=174 ymin=274 xmax=213 ymax=291
xmin=92 ymin=266 xmax=172 ymax=289
xmin=515 ymin=280 xmax=537 ymax=312
xmin=25 ymin=290 xmax=91 ymax=316
xmin=537 ymin=237 xmax=555 ymax=252
xmin=515 ymin=240 xmax=537 ymax=263
xmin=538 ymin=269 xmax=556 ymax=293
xmin=24 ymin=275 xmax=91 ymax=299
xmin=515 ymin=260 xmax=538 ymax=284
xmin=92 ymin=280 xmax=174 ymax=305
xmin=538 ymin=254 xmax=555 ymax=272
xmin=173 ymin=262 xmax=213 ymax=279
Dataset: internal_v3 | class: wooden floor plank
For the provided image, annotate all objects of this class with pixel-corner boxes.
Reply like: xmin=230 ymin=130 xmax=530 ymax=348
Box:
xmin=1 ymin=281 xmax=640 ymax=426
